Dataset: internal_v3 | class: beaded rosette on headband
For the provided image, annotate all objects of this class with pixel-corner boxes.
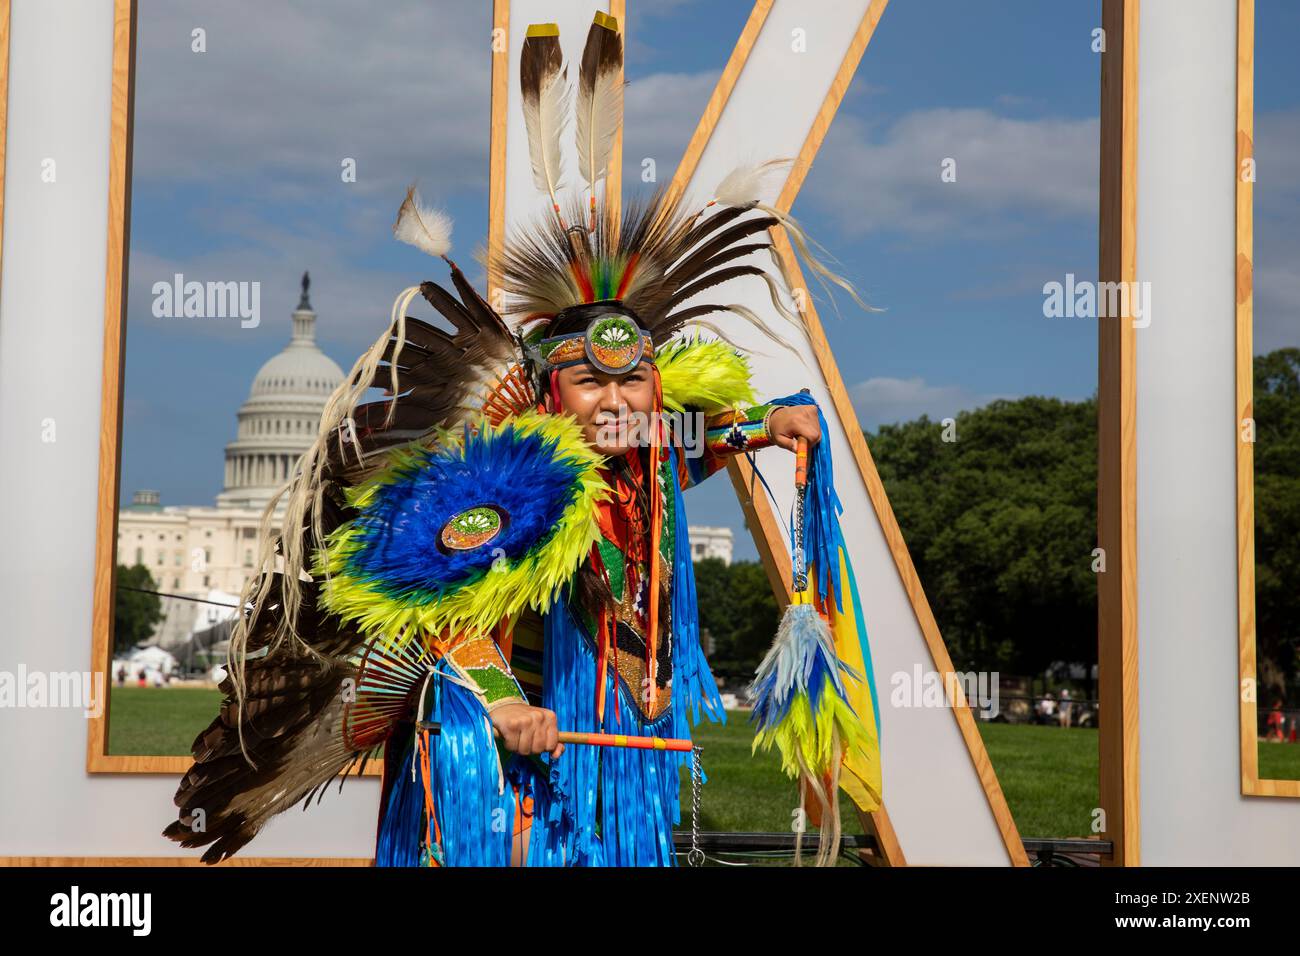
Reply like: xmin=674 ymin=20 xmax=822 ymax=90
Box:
xmin=533 ymin=303 xmax=655 ymax=375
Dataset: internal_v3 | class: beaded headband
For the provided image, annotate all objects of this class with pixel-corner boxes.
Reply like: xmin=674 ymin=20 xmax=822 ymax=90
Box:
xmin=535 ymin=301 xmax=655 ymax=375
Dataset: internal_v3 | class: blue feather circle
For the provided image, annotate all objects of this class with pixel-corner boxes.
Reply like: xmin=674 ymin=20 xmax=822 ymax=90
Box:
xmin=344 ymin=424 xmax=585 ymax=598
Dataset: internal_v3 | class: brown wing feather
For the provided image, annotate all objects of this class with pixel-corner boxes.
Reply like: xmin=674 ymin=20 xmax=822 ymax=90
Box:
xmin=321 ymin=271 xmax=520 ymax=484
xmin=162 ymin=650 xmax=362 ymax=864
xmin=166 ymin=262 xmax=520 ymax=864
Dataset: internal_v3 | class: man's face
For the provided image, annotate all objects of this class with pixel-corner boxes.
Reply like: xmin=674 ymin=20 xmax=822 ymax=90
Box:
xmin=553 ymin=362 xmax=655 ymax=456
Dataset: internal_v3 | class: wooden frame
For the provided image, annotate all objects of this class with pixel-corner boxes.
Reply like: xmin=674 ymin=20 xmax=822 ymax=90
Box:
xmin=86 ymin=0 xmax=153 ymax=773
xmin=53 ymin=0 xmax=1135 ymax=867
xmin=1234 ymin=0 xmax=1297 ymax=799
xmin=0 ymin=0 xmax=9 ymax=282
xmin=715 ymin=0 xmax=915 ymax=867
xmin=1097 ymin=0 xmax=1141 ymax=865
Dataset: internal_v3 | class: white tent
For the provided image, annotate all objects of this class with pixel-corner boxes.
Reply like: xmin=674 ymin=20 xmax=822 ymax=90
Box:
xmin=112 ymin=644 xmax=180 ymax=684
xmin=190 ymin=589 xmax=241 ymax=636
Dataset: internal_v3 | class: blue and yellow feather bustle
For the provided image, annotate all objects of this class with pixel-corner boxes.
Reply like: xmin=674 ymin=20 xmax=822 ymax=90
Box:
xmin=748 ymin=394 xmax=883 ymax=865
xmin=313 ymin=409 xmax=607 ymax=646
xmin=326 ymin=409 xmax=610 ymax=867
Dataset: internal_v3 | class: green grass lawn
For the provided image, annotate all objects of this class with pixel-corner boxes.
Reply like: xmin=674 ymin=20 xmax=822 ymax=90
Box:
xmin=1257 ymin=740 xmax=1300 ymax=779
xmin=974 ymin=721 xmax=1099 ymax=839
xmin=110 ymin=690 xmax=860 ymax=828
xmin=110 ymin=687 xmax=1163 ymax=848
xmin=676 ymin=710 xmax=867 ymax=834
xmin=685 ymin=715 xmax=1103 ymax=847
xmin=108 ymin=685 xmax=222 ymax=756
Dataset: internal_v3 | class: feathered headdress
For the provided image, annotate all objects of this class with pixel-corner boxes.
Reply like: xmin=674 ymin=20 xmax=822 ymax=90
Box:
xmin=498 ymin=13 xmax=863 ymax=386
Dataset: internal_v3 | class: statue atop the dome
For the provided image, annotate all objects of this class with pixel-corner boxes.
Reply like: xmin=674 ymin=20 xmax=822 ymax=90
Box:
xmin=298 ymin=271 xmax=311 ymax=311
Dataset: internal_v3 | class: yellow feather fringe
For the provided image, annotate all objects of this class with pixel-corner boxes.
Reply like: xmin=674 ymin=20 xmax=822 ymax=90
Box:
xmin=656 ymin=339 xmax=756 ymax=414
xmin=751 ymin=692 xmax=874 ymax=782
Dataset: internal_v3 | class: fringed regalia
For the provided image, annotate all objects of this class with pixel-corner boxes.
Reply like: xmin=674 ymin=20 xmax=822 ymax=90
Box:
xmin=163 ymin=11 xmax=882 ymax=868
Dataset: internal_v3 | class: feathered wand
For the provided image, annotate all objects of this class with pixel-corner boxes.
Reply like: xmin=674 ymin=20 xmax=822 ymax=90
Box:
xmin=748 ymin=398 xmax=883 ymax=866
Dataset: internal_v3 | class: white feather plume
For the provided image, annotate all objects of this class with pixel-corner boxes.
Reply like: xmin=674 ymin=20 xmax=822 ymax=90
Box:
xmin=523 ymin=68 xmax=569 ymax=198
xmin=392 ymin=185 xmax=452 ymax=258
xmin=577 ymin=72 xmax=622 ymax=186
xmin=713 ymin=158 xmax=792 ymax=207
xmin=576 ymin=19 xmax=622 ymax=189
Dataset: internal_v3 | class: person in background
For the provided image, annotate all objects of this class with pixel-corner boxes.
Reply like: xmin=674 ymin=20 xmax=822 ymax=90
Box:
xmin=1058 ymin=688 xmax=1073 ymax=728
xmin=1266 ymin=699 xmax=1286 ymax=742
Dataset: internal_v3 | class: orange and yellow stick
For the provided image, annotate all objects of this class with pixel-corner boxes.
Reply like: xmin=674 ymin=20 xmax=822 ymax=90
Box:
xmin=557 ymin=730 xmax=692 ymax=752
xmin=794 ymin=435 xmax=809 ymax=489
xmin=421 ymin=720 xmax=692 ymax=753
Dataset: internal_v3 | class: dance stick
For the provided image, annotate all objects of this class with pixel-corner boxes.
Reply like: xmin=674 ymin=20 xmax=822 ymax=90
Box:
xmin=557 ymin=730 xmax=692 ymax=752
xmin=418 ymin=721 xmax=692 ymax=752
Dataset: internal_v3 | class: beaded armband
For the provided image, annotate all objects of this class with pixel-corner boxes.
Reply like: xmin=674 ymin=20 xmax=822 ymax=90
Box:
xmin=704 ymin=403 xmax=779 ymax=454
xmin=443 ymin=636 xmax=528 ymax=713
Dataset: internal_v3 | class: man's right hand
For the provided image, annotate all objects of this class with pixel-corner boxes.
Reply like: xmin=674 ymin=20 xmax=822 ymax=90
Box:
xmin=489 ymin=702 xmax=565 ymax=759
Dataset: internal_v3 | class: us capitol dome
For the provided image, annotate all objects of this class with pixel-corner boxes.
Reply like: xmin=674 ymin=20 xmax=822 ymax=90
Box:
xmin=117 ymin=273 xmax=347 ymax=651
xmin=215 ymin=272 xmax=344 ymax=512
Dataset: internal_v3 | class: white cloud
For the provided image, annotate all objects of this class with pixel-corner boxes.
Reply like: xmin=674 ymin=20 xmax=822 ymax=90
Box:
xmin=621 ymin=70 xmax=723 ymax=191
xmin=849 ymin=375 xmax=1015 ymax=430
xmin=124 ymin=0 xmax=502 ymax=355
xmin=1253 ymin=108 xmax=1300 ymax=353
xmin=800 ymin=107 xmax=1099 ymax=238
xmin=127 ymin=242 xmax=418 ymax=358
xmin=124 ymin=1 xmax=727 ymax=355
xmin=132 ymin=0 xmax=492 ymax=200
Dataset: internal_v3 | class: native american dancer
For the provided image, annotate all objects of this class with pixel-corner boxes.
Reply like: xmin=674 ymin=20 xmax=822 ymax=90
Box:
xmin=164 ymin=12 xmax=882 ymax=867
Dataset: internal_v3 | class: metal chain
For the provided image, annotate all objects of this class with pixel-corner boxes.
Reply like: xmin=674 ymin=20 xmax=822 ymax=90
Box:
xmin=792 ymin=391 xmax=813 ymax=594
xmin=688 ymin=745 xmax=705 ymax=867
xmin=792 ymin=480 xmax=807 ymax=592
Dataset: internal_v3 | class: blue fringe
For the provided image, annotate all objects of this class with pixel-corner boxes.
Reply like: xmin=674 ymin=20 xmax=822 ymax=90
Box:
xmin=769 ymin=394 xmax=843 ymax=609
xmin=374 ymin=728 xmax=424 ymax=867
xmin=532 ymin=445 xmax=725 ymax=866
xmin=375 ymin=661 xmax=516 ymax=867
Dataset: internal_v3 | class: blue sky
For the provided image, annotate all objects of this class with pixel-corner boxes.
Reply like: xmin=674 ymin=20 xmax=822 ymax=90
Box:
xmin=121 ymin=0 xmax=1297 ymax=563
xmin=1254 ymin=0 xmax=1300 ymax=362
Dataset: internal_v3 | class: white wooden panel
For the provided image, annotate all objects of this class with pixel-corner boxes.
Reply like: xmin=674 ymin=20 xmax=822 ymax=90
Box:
xmin=1135 ymin=0 xmax=1300 ymax=865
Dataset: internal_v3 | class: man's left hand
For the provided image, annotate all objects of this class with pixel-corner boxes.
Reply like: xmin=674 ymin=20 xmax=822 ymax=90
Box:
xmin=768 ymin=405 xmax=821 ymax=452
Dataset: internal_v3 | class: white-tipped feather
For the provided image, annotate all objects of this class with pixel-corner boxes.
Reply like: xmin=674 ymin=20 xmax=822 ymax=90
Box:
xmin=523 ymin=68 xmax=569 ymax=199
xmin=713 ymin=158 xmax=792 ymax=207
xmin=577 ymin=71 xmax=622 ymax=186
xmin=392 ymin=186 xmax=452 ymax=258
xmin=576 ymin=16 xmax=623 ymax=217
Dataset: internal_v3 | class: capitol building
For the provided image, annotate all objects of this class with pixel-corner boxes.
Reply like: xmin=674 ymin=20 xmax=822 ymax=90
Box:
xmin=117 ymin=275 xmax=732 ymax=653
